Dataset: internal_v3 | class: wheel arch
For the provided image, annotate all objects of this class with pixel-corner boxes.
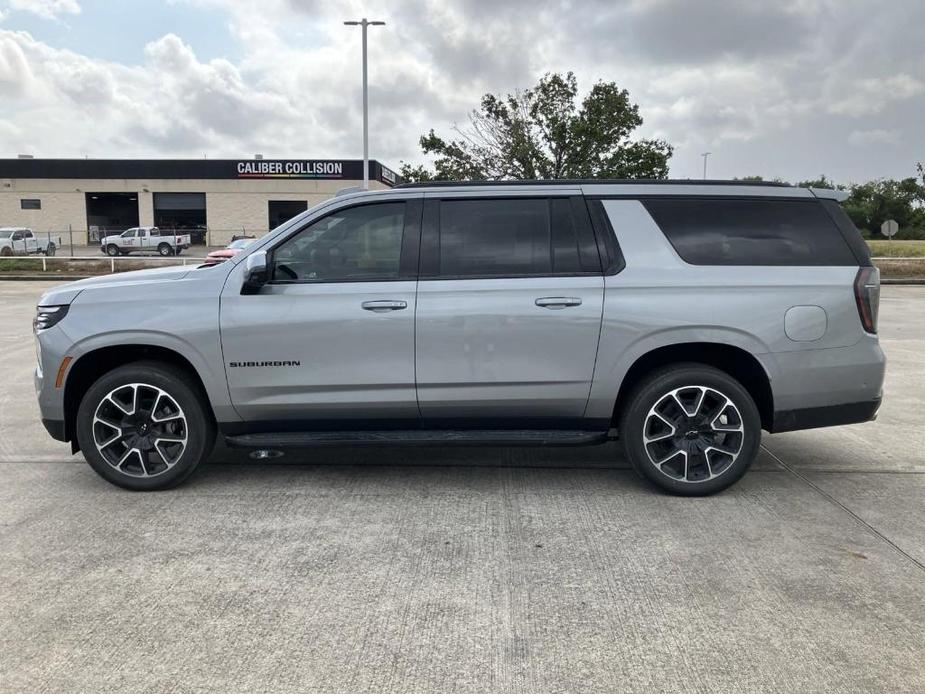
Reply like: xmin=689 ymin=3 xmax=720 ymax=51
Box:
xmin=63 ymin=344 xmax=216 ymax=450
xmin=612 ymin=342 xmax=774 ymax=431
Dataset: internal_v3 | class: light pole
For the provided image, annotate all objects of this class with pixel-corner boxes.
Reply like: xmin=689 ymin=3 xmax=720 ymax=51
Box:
xmin=701 ymin=152 xmax=711 ymax=180
xmin=344 ymin=18 xmax=385 ymax=189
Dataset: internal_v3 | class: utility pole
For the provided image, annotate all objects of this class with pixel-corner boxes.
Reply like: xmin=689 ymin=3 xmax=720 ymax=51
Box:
xmin=344 ymin=18 xmax=386 ymax=189
xmin=701 ymin=152 xmax=712 ymax=180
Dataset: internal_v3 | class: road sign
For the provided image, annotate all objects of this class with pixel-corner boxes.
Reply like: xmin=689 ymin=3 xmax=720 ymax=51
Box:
xmin=881 ymin=219 xmax=899 ymax=238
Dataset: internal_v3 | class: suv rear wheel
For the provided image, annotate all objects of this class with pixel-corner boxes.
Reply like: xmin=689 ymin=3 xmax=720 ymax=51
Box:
xmin=75 ymin=361 xmax=215 ymax=490
xmin=620 ymin=363 xmax=761 ymax=496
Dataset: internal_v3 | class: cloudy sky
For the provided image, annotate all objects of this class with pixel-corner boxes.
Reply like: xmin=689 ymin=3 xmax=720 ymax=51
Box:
xmin=0 ymin=0 xmax=922 ymax=183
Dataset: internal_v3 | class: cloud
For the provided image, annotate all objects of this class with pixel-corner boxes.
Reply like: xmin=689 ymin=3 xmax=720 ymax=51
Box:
xmin=7 ymin=0 xmax=80 ymax=20
xmin=606 ymin=0 xmax=817 ymax=64
xmin=848 ymin=129 xmax=901 ymax=147
xmin=828 ymin=74 xmax=925 ymax=117
xmin=0 ymin=0 xmax=923 ymax=183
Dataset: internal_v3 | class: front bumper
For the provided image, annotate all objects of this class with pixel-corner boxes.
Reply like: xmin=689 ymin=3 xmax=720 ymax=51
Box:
xmin=34 ymin=325 xmax=71 ymax=439
xmin=42 ymin=418 xmax=67 ymax=441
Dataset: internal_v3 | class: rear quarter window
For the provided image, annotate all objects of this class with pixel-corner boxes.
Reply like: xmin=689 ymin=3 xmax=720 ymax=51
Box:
xmin=642 ymin=197 xmax=858 ymax=266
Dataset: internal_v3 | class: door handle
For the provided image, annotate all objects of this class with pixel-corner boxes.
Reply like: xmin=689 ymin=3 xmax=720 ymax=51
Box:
xmin=361 ymin=300 xmax=408 ymax=312
xmin=535 ymin=297 xmax=582 ymax=309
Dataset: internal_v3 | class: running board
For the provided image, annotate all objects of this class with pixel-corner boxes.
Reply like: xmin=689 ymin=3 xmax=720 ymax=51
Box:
xmin=224 ymin=429 xmax=609 ymax=449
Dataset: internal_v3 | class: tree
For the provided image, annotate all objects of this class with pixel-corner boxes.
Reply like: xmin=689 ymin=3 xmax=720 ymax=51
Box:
xmin=842 ymin=177 xmax=925 ymax=239
xmin=399 ymin=72 xmax=672 ymax=181
xmin=796 ymin=175 xmax=844 ymax=190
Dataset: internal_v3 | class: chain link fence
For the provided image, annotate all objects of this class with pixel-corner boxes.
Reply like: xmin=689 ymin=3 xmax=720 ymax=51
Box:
xmin=3 ymin=228 xmax=269 ymax=258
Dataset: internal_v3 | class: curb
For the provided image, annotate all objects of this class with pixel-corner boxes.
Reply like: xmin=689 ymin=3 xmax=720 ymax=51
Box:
xmin=0 ymin=275 xmax=91 ymax=281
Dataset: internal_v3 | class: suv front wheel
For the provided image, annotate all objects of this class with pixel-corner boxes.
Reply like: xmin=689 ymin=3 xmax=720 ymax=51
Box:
xmin=75 ymin=361 xmax=215 ymax=490
xmin=620 ymin=363 xmax=761 ymax=496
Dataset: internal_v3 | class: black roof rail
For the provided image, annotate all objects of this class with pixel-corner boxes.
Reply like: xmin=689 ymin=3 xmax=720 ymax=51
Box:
xmin=394 ymin=178 xmax=794 ymax=189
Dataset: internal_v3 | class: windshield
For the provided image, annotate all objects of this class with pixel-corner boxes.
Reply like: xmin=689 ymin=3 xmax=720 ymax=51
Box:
xmin=0 ymin=230 xmax=14 ymax=238
xmin=229 ymin=238 xmax=254 ymax=249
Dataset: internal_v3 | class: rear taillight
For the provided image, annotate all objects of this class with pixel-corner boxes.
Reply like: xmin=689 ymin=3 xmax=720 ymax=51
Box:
xmin=854 ymin=266 xmax=880 ymax=334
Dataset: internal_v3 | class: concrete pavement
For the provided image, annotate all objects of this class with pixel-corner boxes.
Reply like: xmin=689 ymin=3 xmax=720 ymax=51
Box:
xmin=1 ymin=281 xmax=923 ymax=693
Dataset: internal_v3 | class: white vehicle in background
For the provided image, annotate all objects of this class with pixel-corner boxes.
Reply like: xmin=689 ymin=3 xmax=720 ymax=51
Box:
xmin=0 ymin=227 xmax=61 ymax=256
xmin=100 ymin=227 xmax=191 ymax=257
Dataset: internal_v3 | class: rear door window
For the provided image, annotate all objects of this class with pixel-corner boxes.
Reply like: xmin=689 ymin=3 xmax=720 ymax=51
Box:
xmin=642 ymin=198 xmax=857 ymax=266
xmin=433 ymin=198 xmax=599 ymax=278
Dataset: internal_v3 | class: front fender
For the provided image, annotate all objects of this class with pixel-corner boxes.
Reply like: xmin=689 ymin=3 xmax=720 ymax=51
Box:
xmin=61 ymin=329 xmax=238 ymax=421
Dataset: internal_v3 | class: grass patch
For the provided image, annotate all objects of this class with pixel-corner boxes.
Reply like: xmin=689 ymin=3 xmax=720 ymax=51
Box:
xmin=0 ymin=258 xmax=44 ymax=272
xmin=874 ymin=258 xmax=925 ymax=279
xmin=867 ymin=239 xmax=925 ymax=258
xmin=0 ymin=257 xmax=190 ymax=276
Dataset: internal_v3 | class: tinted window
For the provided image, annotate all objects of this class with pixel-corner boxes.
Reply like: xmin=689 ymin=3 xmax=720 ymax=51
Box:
xmin=642 ymin=198 xmax=857 ymax=266
xmin=272 ymin=202 xmax=405 ymax=282
xmin=437 ymin=198 xmax=595 ymax=277
xmin=820 ymin=199 xmax=871 ymax=266
xmin=20 ymin=199 xmax=41 ymax=210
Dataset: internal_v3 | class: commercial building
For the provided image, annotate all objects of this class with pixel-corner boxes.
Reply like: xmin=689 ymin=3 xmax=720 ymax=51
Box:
xmin=0 ymin=158 xmax=398 ymax=246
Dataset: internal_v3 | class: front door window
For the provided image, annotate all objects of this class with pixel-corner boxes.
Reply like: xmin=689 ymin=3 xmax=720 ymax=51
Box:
xmin=271 ymin=203 xmax=405 ymax=282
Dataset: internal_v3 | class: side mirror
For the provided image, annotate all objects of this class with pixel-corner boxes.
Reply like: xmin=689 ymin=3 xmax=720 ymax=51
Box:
xmin=241 ymin=250 xmax=269 ymax=295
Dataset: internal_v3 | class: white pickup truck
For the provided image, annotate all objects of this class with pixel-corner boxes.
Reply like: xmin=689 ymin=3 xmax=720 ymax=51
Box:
xmin=100 ymin=227 xmax=191 ymax=257
xmin=0 ymin=227 xmax=61 ymax=256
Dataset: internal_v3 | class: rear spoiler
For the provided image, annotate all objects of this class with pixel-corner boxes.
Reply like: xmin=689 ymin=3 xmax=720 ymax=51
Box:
xmin=808 ymin=187 xmax=849 ymax=202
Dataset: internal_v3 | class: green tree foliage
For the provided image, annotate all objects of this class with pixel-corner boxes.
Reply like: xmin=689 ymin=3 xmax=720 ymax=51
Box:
xmin=796 ymin=175 xmax=845 ymax=190
xmin=842 ymin=177 xmax=925 ymax=239
xmin=789 ymin=172 xmax=925 ymax=240
xmin=399 ymin=72 xmax=672 ymax=182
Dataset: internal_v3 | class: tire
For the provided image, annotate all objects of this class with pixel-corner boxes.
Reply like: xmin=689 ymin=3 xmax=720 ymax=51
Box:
xmin=45 ymin=243 xmax=56 ymax=256
xmin=158 ymin=243 xmax=173 ymax=257
xmin=0 ymin=246 xmax=11 ymax=257
xmin=106 ymin=244 xmax=120 ymax=257
xmin=75 ymin=361 xmax=216 ymax=491
xmin=620 ymin=363 xmax=761 ymax=496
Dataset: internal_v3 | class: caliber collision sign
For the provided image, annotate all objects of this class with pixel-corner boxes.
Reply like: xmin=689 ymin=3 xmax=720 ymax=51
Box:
xmin=0 ymin=158 xmax=399 ymax=183
xmin=236 ymin=160 xmax=349 ymax=179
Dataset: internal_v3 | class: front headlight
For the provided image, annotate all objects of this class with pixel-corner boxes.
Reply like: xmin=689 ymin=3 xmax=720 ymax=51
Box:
xmin=34 ymin=305 xmax=69 ymax=333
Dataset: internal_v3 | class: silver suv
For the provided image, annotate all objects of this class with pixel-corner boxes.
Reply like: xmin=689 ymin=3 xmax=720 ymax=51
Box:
xmin=34 ymin=181 xmax=884 ymax=495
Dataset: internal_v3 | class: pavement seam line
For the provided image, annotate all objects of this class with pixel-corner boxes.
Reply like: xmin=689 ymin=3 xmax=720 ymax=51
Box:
xmin=761 ymin=444 xmax=925 ymax=574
